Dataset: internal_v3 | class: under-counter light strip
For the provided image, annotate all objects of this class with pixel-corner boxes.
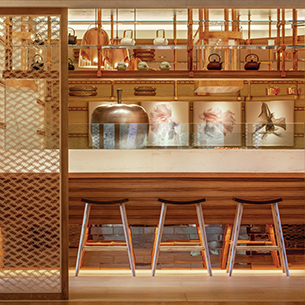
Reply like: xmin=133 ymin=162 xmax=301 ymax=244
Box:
xmin=67 ymin=268 xmax=305 ymax=276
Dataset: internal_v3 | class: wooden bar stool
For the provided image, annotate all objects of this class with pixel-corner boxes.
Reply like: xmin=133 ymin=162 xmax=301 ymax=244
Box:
xmin=75 ymin=198 xmax=136 ymax=276
xmin=151 ymin=198 xmax=212 ymax=276
xmin=226 ymin=197 xmax=289 ymax=276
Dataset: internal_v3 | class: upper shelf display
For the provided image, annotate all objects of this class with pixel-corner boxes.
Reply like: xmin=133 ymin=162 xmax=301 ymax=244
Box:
xmin=66 ymin=8 xmax=305 ymax=77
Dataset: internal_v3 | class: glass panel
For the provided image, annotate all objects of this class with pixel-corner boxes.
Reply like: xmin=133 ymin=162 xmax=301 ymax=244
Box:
xmin=68 ymin=122 xmax=304 ymax=150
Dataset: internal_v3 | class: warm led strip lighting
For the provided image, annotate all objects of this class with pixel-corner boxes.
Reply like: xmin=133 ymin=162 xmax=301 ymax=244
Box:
xmin=69 ymin=269 xmax=305 ymax=276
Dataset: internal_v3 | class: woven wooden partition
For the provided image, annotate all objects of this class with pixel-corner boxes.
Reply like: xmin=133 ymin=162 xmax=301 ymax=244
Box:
xmin=0 ymin=8 xmax=68 ymax=300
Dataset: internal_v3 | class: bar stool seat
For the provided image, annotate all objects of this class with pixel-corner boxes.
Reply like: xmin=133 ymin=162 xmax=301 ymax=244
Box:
xmin=75 ymin=198 xmax=136 ymax=276
xmin=151 ymin=198 xmax=212 ymax=276
xmin=226 ymin=197 xmax=289 ymax=276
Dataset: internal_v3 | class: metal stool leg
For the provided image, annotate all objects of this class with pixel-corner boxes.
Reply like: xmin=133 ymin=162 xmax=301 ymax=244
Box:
xmin=196 ymin=203 xmax=212 ymax=276
xmin=227 ymin=202 xmax=243 ymax=276
xmin=120 ymin=203 xmax=136 ymax=276
xmin=271 ymin=204 xmax=285 ymax=273
xmin=271 ymin=203 xmax=290 ymax=276
xmin=151 ymin=202 xmax=167 ymax=276
xmin=75 ymin=203 xmax=91 ymax=276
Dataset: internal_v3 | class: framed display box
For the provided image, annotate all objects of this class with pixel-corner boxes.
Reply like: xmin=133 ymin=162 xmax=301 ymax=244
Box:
xmin=246 ymin=100 xmax=294 ymax=147
xmin=193 ymin=101 xmax=242 ymax=147
xmin=141 ymin=101 xmax=189 ymax=147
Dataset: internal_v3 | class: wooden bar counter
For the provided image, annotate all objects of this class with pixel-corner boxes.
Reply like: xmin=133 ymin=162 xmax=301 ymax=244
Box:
xmin=69 ymin=172 xmax=305 ymax=225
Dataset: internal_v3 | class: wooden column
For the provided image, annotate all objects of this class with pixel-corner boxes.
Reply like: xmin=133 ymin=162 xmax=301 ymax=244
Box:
xmin=47 ymin=16 xmax=52 ymax=71
xmin=174 ymin=80 xmax=178 ymax=100
xmin=28 ymin=16 xmax=34 ymax=71
xmin=198 ymin=9 xmax=203 ymax=70
xmin=277 ymin=9 xmax=281 ymax=71
xmin=173 ymin=13 xmax=177 ymax=70
xmin=224 ymin=9 xmax=229 ymax=31
xmin=97 ymin=8 xmax=102 ymax=77
xmin=232 ymin=9 xmax=238 ymax=70
xmin=204 ymin=9 xmax=209 ymax=70
xmin=111 ymin=12 xmax=114 ymax=44
xmin=224 ymin=9 xmax=229 ymax=70
xmin=292 ymin=9 xmax=298 ymax=71
xmin=269 ymin=12 xmax=272 ymax=70
xmin=247 ymin=10 xmax=251 ymax=56
xmin=60 ymin=7 xmax=69 ymax=300
xmin=187 ymin=9 xmax=193 ymax=73
xmin=232 ymin=9 xmax=238 ymax=32
xmin=134 ymin=9 xmax=137 ymax=40
xmin=281 ymin=9 xmax=286 ymax=75
xmin=20 ymin=17 xmax=27 ymax=70
xmin=5 ymin=17 xmax=12 ymax=71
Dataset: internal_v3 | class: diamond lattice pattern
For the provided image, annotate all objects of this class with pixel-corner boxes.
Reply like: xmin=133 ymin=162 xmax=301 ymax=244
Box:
xmin=0 ymin=15 xmax=61 ymax=293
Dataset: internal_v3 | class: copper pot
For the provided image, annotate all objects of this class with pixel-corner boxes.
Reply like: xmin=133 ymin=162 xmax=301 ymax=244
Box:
xmin=90 ymin=89 xmax=149 ymax=149
xmin=79 ymin=27 xmax=111 ymax=67
xmin=127 ymin=56 xmax=142 ymax=71
xmin=109 ymin=37 xmax=130 ymax=69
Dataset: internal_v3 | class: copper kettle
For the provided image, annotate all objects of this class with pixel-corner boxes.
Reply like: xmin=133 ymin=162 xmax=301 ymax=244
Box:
xmin=79 ymin=27 xmax=111 ymax=67
xmin=109 ymin=36 xmax=130 ymax=69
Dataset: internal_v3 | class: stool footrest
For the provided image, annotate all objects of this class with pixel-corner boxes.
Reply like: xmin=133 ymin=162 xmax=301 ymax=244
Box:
xmin=86 ymin=241 xmax=127 ymax=246
xmin=236 ymin=240 xmax=273 ymax=245
xmin=83 ymin=245 xmax=128 ymax=251
xmin=160 ymin=240 xmax=200 ymax=246
xmin=160 ymin=246 xmax=205 ymax=252
xmin=236 ymin=245 xmax=281 ymax=251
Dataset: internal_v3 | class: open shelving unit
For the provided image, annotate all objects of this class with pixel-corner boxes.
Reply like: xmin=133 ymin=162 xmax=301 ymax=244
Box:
xmin=67 ymin=8 xmax=305 ymax=78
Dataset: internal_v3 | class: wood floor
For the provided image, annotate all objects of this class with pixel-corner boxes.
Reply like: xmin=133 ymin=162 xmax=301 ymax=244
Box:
xmin=0 ymin=269 xmax=304 ymax=304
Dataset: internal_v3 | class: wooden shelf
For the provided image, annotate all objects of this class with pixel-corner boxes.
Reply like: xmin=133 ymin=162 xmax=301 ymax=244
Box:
xmin=68 ymin=70 xmax=305 ymax=80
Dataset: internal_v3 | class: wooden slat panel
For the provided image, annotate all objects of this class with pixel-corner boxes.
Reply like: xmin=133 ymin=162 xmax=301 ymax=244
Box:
xmin=68 ymin=173 xmax=305 ymax=225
